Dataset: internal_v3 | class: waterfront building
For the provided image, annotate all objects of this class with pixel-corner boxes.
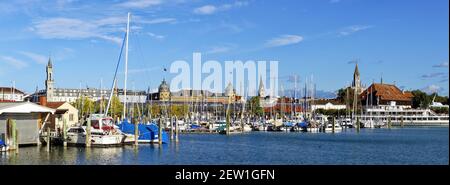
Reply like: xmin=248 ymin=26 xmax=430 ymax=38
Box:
xmin=262 ymin=97 xmax=303 ymax=116
xmin=0 ymin=87 xmax=26 ymax=102
xmin=0 ymin=102 xmax=55 ymax=145
xmin=360 ymin=83 xmax=413 ymax=108
xmin=42 ymin=100 xmax=79 ymax=130
xmin=148 ymin=79 xmax=242 ymax=104
xmin=29 ymin=58 xmax=146 ymax=104
xmin=146 ymin=79 xmax=243 ymax=119
xmin=311 ymin=99 xmax=347 ymax=111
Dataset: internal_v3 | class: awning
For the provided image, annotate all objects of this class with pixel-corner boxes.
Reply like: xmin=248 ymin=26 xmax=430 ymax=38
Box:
xmin=0 ymin=102 xmax=56 ymax=115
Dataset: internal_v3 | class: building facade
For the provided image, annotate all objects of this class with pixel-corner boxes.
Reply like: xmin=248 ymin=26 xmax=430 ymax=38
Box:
xmin=30 ymin=58 xmax=146 ymax=103
xmin=0 ymin=87 xmax=25 ymax=102
xmin=44 ymin=101 xmax=79 ymax=129
xmin=360 ymin=83 xmax=413 ymax=108
xmin=0 ymin=102 xmax=55 ymax=145
xmin=148 ymin=80 xmax=241 ymax=105
xmin=311 ymin=99 xmax=347 ymax=111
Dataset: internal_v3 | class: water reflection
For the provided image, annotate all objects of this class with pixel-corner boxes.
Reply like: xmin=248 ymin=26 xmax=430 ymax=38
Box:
xmin=0 ymin=128 xmax=448 ymax=165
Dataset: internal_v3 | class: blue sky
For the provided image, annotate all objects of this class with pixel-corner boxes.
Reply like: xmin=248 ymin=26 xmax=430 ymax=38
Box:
xmin=0 ymin=0 xmax=448 ymax=97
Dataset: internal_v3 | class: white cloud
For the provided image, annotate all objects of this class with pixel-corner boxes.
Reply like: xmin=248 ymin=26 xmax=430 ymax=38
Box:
xmin=206 ymin=46 xmax=232 ymax=54
xmin=139 ymin=18 xmax=176 ymax=24
xmin=30 ymin=16 xmax=175 ymax=44
xmin=117 ymin=0 xmax=163 ymax=8
xmin=0 ymin=56 xmax=28 ymax=69
xmin=339 ymin=25 xmax=373 ymax=36
xmin=194 ymin=1 xmax=248 ymax=15
xmin=18 ymin=51 xmax=48 ymax=65
xmin=422 ymin=85 xmax=443 ymax=94
xmin=31 ymin=17 xmax=123 ymax=44
xmin=148 ymin=32 xmax=165 ymax=40
xmin=433 ymin=62 xmax=449 ymax=68
xmin=265 ymin=35 xmax=303 ymax=47
xmin=194 ymin=5 xmax=217 ymax=15
xmin=421 ymin=72 xmax=446 ymax=79
xmin=56 ymin=0 xmax=79 ymax=9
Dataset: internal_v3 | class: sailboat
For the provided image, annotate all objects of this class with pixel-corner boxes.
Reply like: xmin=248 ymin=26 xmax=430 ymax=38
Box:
xmin=107 ymin=12 xmax=168 ymax=144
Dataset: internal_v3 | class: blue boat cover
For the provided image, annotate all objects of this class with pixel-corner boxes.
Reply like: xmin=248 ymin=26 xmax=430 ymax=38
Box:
xmin=283 ymin=122 xmax=294 ymax=127
xmin=298 ymin=122 xmax=308 ymax=128
xmin=0 ymin=139 xmax=5 ymax=146
xmin=190 ymin=124 xmax=201 ymax=129
xmin=117 ymin=120 xmax=168 ymax=143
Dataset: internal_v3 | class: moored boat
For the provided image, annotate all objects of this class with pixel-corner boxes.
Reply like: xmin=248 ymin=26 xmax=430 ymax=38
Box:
xmin=117 ymin=119 xmax=168 ymax=144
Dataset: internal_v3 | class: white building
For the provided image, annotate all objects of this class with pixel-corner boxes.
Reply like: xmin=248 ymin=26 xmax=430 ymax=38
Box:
xmin=0 ymin=102 xmax=55 ymax=145
xmin=30 ymin=58 xmax=146 ymax=103
xmin=311 ymin=100 xmax=346 ymax=111
xmin=44 ymin=101 xmax=79 ymax=128
xmin=0 ymin=87 xmax=26 ymax=102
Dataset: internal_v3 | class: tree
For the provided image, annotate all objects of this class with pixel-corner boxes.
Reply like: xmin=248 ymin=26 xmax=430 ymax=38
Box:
xmin=71 ymin=96 xmax=95 ymax=117
xmin=108 ymin=95 xmax=123 ymax=118
xmin=247 ymin=96 xmax=264 ymax=117
xmin=411 ymin=90 xmax=431 ymax=109
xmin=336 ymin=88 xmax=347 ymax=103
xmin=149 ymin=104 xmax=162 ymax=118
xmin=170 ymin=104 xmax=189 ymax=118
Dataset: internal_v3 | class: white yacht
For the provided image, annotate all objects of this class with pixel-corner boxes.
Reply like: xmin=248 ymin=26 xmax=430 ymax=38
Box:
xmin=66 ymin=115 xmax=125 ymax=146
xmin=66 ymin=126 xmax=124 ymax=146
xmin=323 ymin=123 xmax=342 ymax=132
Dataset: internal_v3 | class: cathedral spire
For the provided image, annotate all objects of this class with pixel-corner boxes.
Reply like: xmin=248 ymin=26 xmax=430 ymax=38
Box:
xmin=352 ymin=62 xmax=361 ymax=88
xmin=258 ymin=76 xmax=265 ymax=97
xmin=47 ymin=57 xmax=52 ymax=68
xmin=354 ymin=62 xmax=359 ymax=76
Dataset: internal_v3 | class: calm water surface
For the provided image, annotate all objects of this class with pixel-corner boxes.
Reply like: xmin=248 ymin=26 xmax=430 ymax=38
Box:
xmin=1 ymin=127 xmax=448 ymax=165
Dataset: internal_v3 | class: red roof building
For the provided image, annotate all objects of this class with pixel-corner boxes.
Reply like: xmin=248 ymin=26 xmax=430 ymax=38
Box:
xmin=360 ymin=83 xmax=413 ymax=106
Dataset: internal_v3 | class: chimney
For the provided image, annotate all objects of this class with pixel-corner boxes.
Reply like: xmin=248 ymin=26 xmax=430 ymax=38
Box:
xmin=39 ymin=96 xmax=47 ymax=107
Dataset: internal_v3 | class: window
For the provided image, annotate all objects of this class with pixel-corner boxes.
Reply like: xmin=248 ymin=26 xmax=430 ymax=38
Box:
xmin=69 ymin=114 xmax=74 ymax=121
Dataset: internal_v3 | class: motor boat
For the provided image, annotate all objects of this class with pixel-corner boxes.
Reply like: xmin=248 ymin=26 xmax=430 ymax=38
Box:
xmin=321 ymin=123 xmax=343 ymax=133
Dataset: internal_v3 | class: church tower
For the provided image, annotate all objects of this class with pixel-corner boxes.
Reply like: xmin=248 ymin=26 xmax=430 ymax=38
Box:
xmin=45 ymin=58 xmax=55 ymax=102
xmin=258 ymin=76 xmax=265 ymax=98
xmin=352 ymin=63 xmax=363 ymax=94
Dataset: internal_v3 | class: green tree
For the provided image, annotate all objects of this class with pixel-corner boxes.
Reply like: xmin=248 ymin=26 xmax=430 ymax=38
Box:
xmin=247 ymin=96 xmax=264 ymax=117
xmin=71 ymin=96 xmax=95 ymax=116
xmin=411 ymin=90 xmax=431 ymax=109
xmin=170 ymin=104 xmax=189 ymax=118
xmin=336 ymin=87 xmax=357 ymax=106
xmin=336 ymin=88 xmax=347 ymax=103
xmin=108 ymin=95 xmax=123 ymax=118
xmin=150 ymin=104 xmax=162 ymax=118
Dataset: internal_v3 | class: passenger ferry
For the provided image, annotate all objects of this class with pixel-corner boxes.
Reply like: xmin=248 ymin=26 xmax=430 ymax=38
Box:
xmin=359 ymin=105 xmax=449 ymax=127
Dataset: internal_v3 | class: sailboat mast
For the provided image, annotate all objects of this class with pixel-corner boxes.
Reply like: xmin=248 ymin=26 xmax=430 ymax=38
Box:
xmin=123 ymin=12 xmax=130 ymax=120
xmin=100 ymin=78 xmax=103 ymax=114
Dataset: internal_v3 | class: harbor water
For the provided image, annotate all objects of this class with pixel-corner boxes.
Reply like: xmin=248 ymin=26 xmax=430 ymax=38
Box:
xmin=1 ymin=127 xmax=448 ymax=165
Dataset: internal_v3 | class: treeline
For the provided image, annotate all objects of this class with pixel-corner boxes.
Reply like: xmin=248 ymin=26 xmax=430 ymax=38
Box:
xmin=411 ymin=90 xmax=449 ymax=109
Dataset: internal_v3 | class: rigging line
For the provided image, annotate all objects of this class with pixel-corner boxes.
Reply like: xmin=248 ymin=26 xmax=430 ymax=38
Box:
xmin=105 ymin=31 xmax=127 ymax=117
xmin=131 ymin=23 xmax=152 ymax=86
xmin=131 ymin=23 xmax=152 ymax=117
